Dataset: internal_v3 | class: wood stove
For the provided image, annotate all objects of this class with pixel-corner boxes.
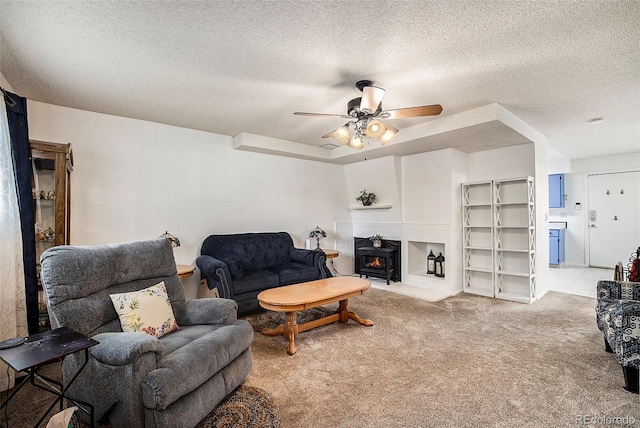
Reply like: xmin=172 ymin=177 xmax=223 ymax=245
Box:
xmin=354 ymin=237 xmax=401 ymax=284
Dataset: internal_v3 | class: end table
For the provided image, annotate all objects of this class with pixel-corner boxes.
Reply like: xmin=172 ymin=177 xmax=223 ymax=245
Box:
xmin=0 ymin=327 xmax=99 ymax=427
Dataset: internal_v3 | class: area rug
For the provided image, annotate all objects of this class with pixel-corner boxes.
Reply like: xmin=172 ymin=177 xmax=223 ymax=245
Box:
xmin=195 ymin=385 xmax=280 ymax=428
xmin=243 ymin=306 xmax=337 ymax=332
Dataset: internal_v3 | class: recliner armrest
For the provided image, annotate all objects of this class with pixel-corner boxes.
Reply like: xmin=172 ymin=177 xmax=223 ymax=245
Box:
xmin=176 ymin=298 xmax=238 ymax=326
xmin=90 ymin=332 xmax=163 ymax=366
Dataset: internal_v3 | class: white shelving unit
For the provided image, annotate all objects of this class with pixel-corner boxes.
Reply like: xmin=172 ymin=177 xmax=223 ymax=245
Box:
xmin=493 ymin=177 xmax=536 ymax=303
xmin=461 ymin=181 xmax=494 ymax=297
xmin=461 ymin=177 xmax=536 ymax=303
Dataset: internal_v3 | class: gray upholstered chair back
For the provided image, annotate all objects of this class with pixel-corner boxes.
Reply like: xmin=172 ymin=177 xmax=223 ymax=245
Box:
xmin=40 ymin=239 xmax=184 ymax=337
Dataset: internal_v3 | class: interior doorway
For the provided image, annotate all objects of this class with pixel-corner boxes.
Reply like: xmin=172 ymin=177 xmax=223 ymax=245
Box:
xmin=588 ymin=170 xmax=640 ymax=268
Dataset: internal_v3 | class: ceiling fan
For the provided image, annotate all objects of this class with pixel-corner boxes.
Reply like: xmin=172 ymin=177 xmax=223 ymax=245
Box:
xmin=294 ymin=80 xmax=442 ymax=149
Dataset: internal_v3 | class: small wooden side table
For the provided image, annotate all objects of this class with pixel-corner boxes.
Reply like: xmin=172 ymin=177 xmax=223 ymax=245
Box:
xmin=323 ymin=249 xmax=340 ymax=276
xmin=0 ymin=327 xmax=99 ymax=427
xmin=323 ymin=249 xmax=339 ymax=259
xmin=177 ymin=264 xmax=196 ymax=279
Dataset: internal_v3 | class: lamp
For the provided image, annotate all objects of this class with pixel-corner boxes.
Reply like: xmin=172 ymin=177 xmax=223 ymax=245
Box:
xmin=159 ymin=231 xmax=181 ymax=248
xmin=308 ymin=226 xmax=326 ymax=250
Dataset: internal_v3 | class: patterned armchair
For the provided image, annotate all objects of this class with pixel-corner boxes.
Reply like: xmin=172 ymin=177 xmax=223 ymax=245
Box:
xmin=596 ymin=280 xmax=640 ymax=393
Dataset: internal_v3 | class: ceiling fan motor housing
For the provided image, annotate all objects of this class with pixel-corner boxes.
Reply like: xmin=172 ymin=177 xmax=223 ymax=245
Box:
xmin=347 ymin=97 xmax=362 ymax=117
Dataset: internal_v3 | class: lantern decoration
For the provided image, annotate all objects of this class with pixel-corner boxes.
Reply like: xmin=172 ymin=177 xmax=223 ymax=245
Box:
xmin=426 ymin=250 xmax=436 ymax=275
xmin=435 ymin=252 xmax=445 ymax=278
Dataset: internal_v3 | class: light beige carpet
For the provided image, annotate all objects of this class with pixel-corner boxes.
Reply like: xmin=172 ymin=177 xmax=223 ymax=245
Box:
xmin=243 ymin=289 xmax=639 ymax=428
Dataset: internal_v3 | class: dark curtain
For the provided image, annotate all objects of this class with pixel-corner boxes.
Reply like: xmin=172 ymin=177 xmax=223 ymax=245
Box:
xmin=3 ymin=88 xmax=38 ymax=334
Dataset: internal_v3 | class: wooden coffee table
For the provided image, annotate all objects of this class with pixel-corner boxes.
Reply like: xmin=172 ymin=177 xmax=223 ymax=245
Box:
xmin=257 ymin=277 xmax=373 ymax=355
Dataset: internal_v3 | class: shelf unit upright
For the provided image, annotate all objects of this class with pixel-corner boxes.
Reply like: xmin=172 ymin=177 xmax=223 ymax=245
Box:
xmin=461 ymin=181 xmax=494 ymax=297
xmin=493 ymin=177 xmax=536 ymax=303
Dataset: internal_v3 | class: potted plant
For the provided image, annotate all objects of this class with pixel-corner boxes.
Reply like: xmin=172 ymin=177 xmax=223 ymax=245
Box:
xmin=370 ymin=234 xmax=383 ymax=248
xmin=355 ymin=190 xmax=378 ymax=206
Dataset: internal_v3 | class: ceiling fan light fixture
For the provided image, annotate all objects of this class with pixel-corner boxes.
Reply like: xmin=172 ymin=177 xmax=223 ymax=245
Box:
xmin=294 ymin=80 xmax=442 ymax=150
xmin=331 ymin=125 xmax=351 ymax=145
xmin=360 ymin=86 xmax=386 ymax=113
xmin=348 ymin=135 xmax=364 ymax=149
xmin=365 ymin=120 xmax=387 ymax=138
xmin=380 ymin=129 xmax=397 ymax=145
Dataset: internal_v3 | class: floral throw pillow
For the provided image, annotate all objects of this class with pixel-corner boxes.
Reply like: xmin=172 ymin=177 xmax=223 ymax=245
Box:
xmin=110 ymin=282 xmax=179 ymax=338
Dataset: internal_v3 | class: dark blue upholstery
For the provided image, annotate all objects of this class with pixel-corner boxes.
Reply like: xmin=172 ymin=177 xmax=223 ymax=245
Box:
xmin=596 ymin=280 xmax=640 ymax=393
xmin=197 ymin=232 xmax=328 ymax=314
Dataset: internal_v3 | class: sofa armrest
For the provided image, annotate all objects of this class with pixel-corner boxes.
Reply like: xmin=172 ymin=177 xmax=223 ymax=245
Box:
xmin=598 ymin=280 xmax=640 ymax=304
xmin=597 ymin=280 xmax=623 ymax=301
xmin=289 ymin=247 xmax=318 ymax=266
xmin=290 ymin=248 xmax=327 ymax=278
xmin=196 ymin=255 xmax=233 ymax=299
xmin=176 ymin=298 xmax=238 ymax=326
xmin=609 ymin=300 xmax=640 ymax=366
xmin=89 ymin=332 xmax=163 ymax=366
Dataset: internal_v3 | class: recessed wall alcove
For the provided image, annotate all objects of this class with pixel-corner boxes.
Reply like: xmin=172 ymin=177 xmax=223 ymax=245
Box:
xmin=407 ymin=241 xmax=445 ymax=280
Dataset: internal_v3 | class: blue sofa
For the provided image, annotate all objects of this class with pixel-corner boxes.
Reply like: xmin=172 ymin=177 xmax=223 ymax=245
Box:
xmin=197 ymin=232 xmax=328 ymax=315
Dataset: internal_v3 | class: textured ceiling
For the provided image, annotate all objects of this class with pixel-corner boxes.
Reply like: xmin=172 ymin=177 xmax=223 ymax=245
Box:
xmin=1 ymin=1 xmax=638 ymax=161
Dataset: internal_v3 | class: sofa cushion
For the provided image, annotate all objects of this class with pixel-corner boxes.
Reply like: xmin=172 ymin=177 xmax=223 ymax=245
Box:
xmin=158 ymin=324 xmax=220 ymax=357
xmin=233 ymin=269 xmax=280 ymax=295
xmin=267 ymin=262 xmax=320 ymax=286
xmin=141 ymin=320 xmax=254 ymax=410
xmin=226 ymin=259 xmax=244 ymax=279
xmin=110 ymin=282 xmax=179 ymax=338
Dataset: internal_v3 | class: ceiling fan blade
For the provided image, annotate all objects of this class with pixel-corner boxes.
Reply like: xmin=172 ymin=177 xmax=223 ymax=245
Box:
xmin=294 ymin=112 xmax=350 ymax=118
xmin=380 ymin=121 xmax=399 ymax=133
xmin=380 ymin=104 xmax=443 ymax=119
xmin=360 ymin=86 xmax=385 ymax=113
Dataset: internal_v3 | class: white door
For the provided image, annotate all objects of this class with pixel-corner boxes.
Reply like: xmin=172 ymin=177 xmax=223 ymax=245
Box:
xmin=588 ymin=171 xmax=640 ymax=268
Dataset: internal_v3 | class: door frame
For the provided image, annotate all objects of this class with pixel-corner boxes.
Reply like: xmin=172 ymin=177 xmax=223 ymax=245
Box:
xmin=584 ymin=168 xmax=640 ymax=268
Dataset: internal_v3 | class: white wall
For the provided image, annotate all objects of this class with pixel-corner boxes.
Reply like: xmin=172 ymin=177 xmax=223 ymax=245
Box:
xmin=0 ymin=70 xmax=14 ymax=91
xmin=27 ymin=101 xmax=349 ymax=298
xmin=22 ymin=95 xmax=554 ymax=302
xmin=550 ymin=152 xmax=640 ymax=266
xmin=403 ymin=149 xmax=456 ymax=223
xmin=548 ymin=146 xmax=571 ymax=174
xmin=467 ymin=144 xmax=535 ymax=181
xmin=344 ymin=156 xmax=402 ymax=224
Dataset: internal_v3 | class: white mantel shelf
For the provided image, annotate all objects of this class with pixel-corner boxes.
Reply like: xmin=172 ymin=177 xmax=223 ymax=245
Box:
xmin=349 ymin=204 xmax=393 ymax=211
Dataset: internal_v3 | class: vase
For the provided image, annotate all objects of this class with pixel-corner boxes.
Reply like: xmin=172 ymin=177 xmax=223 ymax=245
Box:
xmin=363 ymin=201 xmax=372 ymax=206
xmin=373 ymin=240 xmax=382 ymax=248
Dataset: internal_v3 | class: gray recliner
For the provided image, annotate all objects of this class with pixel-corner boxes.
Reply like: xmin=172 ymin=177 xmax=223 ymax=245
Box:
xmin=40 ymin=239 xmax=254 ymax=427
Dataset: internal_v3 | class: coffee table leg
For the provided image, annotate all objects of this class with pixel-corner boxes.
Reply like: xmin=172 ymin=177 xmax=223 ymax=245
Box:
xmin=338 ymin=299 xmax=374 ymax=326
xmin=285 ymin=311 xmax=298 ymax=355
